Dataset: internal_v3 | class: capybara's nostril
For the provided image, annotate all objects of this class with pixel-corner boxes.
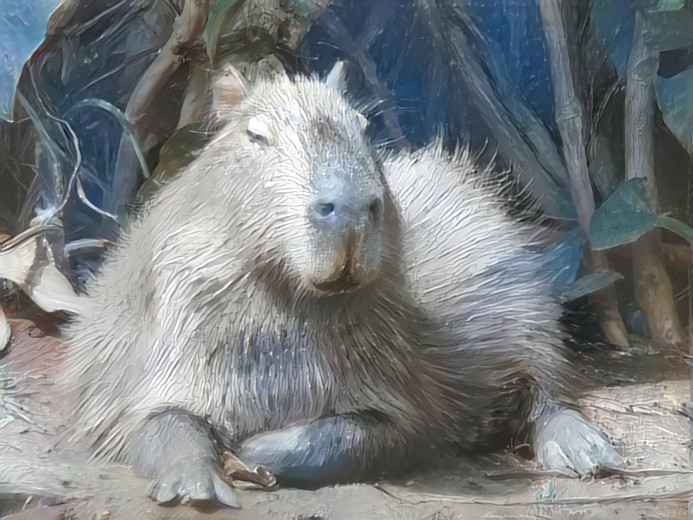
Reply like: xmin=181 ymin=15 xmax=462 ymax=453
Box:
xmin=313 ymin=201 xmax=336 ymax=218
xmin=367 ymin=198 xmax=382 ymax=225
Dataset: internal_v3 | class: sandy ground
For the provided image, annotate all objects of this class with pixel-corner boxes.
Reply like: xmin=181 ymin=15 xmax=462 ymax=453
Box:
xmin=0 ymin=317 xmax=691 ymax=520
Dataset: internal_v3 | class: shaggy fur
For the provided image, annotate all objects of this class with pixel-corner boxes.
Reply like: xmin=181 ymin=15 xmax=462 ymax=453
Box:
xmin=59 ymin=69 xmax=621 ymax=506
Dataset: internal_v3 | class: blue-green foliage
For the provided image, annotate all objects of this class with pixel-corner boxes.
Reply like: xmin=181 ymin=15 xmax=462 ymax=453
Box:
xmin=589 ymin=179 xmax=660 ymax=250
xmin=561 ymin=271 xmax=624 ymax=302
xmin=588 ymin=1 xmax=637 ymax=78
xmin=656 ymin=70 xmax=693 ymax=155
xmin=540 ymin=230 xmax=584 ymax=292
xmin=589 ymin=2 xmax=693 ymax=156
xmin=590 ymin=178 xmax=693 ymax=249
xmin=203 ymin=0 xmax=240 ymax=61
xmin=540 ymin=231 xmax=624 ymax=301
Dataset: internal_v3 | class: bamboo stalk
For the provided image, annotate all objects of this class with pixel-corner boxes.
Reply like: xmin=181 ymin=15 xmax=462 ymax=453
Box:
xmin=625 ymin=10 xmax=683 ymax=347
xmin=537 ymin=0 xmax=629 ymax=347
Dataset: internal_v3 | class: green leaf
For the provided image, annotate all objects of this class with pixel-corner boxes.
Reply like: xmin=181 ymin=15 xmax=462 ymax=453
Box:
xmin=587 ymin=1 xmax=636 ymax=78
xmin=655 ymin=69 xmax=693 ymax=155
xmin=0 ymin=0 xmax=63 ymax=121
xmin=588 ymin=3 xmax=693 ymax=78
xmin=203 ymin=0 xmax=241 ymax=62
xmin=658 ymin=216 xmax=693 ymax=244
xmin=645 ymin=8 xmax=693 ymax=51
xmin=17 ymin=94 xmax=63 ymax=203
xmin=589 ymin=178 xmax=659 ymax=250
xmin=560 ymin=271 xmax=624 ymax=302
xmin=590 ymin=178 xmax=693 ymax=248
xmin=648 ymin=0 xmax=685 ymax=12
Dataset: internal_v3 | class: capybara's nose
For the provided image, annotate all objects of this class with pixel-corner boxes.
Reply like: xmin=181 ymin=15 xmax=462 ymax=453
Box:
xmin=309 ymin=194 xmax=383 ymax=228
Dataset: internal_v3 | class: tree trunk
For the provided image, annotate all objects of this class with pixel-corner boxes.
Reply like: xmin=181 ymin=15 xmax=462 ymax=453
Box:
xmin=625 ymin=10 xmax=683 ymax=347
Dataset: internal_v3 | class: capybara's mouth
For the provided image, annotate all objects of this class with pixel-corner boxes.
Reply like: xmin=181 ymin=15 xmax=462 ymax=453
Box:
xmin=312 ymin=246 xmax=373 ymax=293
xmin=313 ymin=275 xmax=361 ymax=293
xmin=312 ymin=254 xmax=367 ymax=293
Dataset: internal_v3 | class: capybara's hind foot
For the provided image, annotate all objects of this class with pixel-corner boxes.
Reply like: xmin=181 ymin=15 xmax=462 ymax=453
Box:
xmin=146 ymin=455 xmax=240 ymax=507
xmin=535 ymin=408 xmax=624 ymax=476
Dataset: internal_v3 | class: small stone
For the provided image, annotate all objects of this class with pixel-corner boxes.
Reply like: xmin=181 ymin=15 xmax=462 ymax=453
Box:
xmin=536 ymin=480 xmax=556 ymax=500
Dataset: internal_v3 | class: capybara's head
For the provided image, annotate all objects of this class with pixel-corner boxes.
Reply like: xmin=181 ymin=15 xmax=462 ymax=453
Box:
xmin=207 ymin=63 xmax=386 ymax=297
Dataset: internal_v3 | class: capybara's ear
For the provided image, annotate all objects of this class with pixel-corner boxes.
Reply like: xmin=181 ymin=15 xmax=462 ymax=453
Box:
xmin=324 ymin=60 xmax=348 ymax=93
xmin=212 ymin=64 xmax=250 ymax=117
xmin=324 ymin=61 xmax=367 ymax=132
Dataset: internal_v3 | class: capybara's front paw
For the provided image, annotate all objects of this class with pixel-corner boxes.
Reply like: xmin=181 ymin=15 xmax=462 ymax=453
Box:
xmin=147 ymin=455 xmax=240 ymax=508
xmin=535 ymin=408 xmax=624 ymax=476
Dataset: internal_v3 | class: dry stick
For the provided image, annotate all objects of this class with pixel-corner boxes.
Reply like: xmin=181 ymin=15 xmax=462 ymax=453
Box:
xmin=625 ymin=10 xmax=683 ymax=347
xmin=537 ymin=0 xmax=629 ymax=347
xmin=107 ymin=0 xmax=209 ymax=212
